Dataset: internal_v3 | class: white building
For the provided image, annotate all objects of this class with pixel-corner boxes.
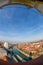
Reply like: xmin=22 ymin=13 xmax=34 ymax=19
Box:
xmin=4 ymin=42 xmax=9 ymax=49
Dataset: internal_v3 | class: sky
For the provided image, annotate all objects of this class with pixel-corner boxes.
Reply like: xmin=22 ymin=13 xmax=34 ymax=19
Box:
xmin=0 ymin=5 xmax=43 ymax=42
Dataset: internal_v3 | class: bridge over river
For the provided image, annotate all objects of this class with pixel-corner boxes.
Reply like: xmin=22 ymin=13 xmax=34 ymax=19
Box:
xmin=0 ymin=43 xmax=32 ymax=62
xmin=7 ymin=46 xmax=32 ymax=62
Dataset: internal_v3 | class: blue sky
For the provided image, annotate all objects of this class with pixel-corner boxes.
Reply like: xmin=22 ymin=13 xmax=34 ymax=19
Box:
xmin=0 ymin=5 xmax=43 ymax=42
